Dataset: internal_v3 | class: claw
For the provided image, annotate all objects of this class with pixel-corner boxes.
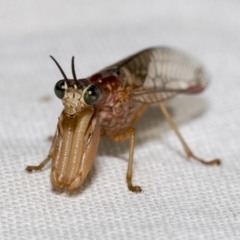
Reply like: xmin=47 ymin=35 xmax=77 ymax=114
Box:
xmin=201 ymin=158 xmax=221 ymax=166
xmin=128 ymin=183 xmax=142 ymax=193
xmin=26 ymin=165 xmax=42 ymax=172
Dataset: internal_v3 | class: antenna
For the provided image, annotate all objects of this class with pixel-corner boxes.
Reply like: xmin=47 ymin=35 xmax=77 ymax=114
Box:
xmin=71 ymin=56 xmax=78 ymax=85
xmin=50 ymin=56 xmax=69 ymax=84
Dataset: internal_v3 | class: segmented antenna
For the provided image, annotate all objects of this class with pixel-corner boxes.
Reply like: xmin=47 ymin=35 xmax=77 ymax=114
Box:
xmin=71 ymin=56 xmax=78 ymax=85
xmin=50 ymin=56 xmax=70 ymax=85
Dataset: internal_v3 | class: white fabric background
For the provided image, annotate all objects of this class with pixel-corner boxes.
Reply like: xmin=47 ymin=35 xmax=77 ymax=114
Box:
xmin=1 ymin=1 xmax=240 ymax=239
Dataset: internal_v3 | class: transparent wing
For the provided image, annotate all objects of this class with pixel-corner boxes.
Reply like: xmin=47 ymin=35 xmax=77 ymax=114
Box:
xmin=107 ymin=47 xmax=209 ymax=103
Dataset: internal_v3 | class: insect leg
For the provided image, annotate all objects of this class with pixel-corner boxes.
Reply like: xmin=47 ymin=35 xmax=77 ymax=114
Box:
xmin=130 ymin=103 xmax=148 ymax=126
xmin=26 ymin=130 xmax=57 ymax=172
xmin=112 ymin=104 xmax=148 ymax=192
xmin=126 ymin=104 xmax=148 ymax=192
xmin=26 ymin=157 xmax=51 ymax=172
xmin=126 ymin=128 xmax=142 ymax=193
xmin=158 ymin=101 xmax=221 ymax=165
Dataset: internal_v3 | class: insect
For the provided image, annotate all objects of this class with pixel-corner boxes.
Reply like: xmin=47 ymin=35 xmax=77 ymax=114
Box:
xmin=26 ymin=47 xmax=221 ymax=193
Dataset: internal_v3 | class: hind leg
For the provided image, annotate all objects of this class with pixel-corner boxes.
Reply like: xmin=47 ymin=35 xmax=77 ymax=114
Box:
xmin=159 ymin=101 xmax=220 ymax=165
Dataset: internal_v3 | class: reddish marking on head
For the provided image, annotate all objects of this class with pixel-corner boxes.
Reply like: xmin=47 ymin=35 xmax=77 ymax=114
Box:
xmin=183 ymin=84 xmax=205 ymax=94
xmin=89 ymin=72 xmax=123 ymax=108
xmin=89 ymin=73 xmax=102 ymax=83
xmin=90 ymin=73 xmax=121 ymax=91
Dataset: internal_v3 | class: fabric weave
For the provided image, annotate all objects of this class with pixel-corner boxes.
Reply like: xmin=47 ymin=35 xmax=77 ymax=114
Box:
xmin=1 ymin=1 xmax=240 ymax=239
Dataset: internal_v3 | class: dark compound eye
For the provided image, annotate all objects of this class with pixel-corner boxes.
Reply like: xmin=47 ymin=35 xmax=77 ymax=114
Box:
xmin=83 ymin=84 xmax=101 ymax=105
xmin=54 ymin=80 xmax=65 ymax=99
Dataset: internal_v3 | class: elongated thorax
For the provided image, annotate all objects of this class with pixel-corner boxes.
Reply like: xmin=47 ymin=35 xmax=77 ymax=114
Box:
xmin=50 ymin=108 xmax=100 ymax=192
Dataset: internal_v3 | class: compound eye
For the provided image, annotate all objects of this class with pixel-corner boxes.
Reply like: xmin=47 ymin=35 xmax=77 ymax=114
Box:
xmin=83 ymin=84 xmax=101 ymax=105
xmin=54 ymin=80 xmax=65 ymax=99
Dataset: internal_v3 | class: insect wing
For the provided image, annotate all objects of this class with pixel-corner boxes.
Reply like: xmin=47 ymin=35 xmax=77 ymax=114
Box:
xmin=104 ymin=47 xmax=209 ymax=103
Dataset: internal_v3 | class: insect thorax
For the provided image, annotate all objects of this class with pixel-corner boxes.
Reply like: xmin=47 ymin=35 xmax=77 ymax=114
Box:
xmin=89 ymin=72 xmax=138 ymax=141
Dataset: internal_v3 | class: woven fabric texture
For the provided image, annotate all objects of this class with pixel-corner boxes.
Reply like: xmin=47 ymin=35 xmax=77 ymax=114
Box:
xmin=1 ymin=1 xmax=240 ymax=239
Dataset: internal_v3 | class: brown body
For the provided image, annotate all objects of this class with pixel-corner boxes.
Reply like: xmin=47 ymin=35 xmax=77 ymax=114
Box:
xmin=90 ymin=72 xmax=139 ymax=141
xmin=26 ymin=47 xmax=220 ymax=193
